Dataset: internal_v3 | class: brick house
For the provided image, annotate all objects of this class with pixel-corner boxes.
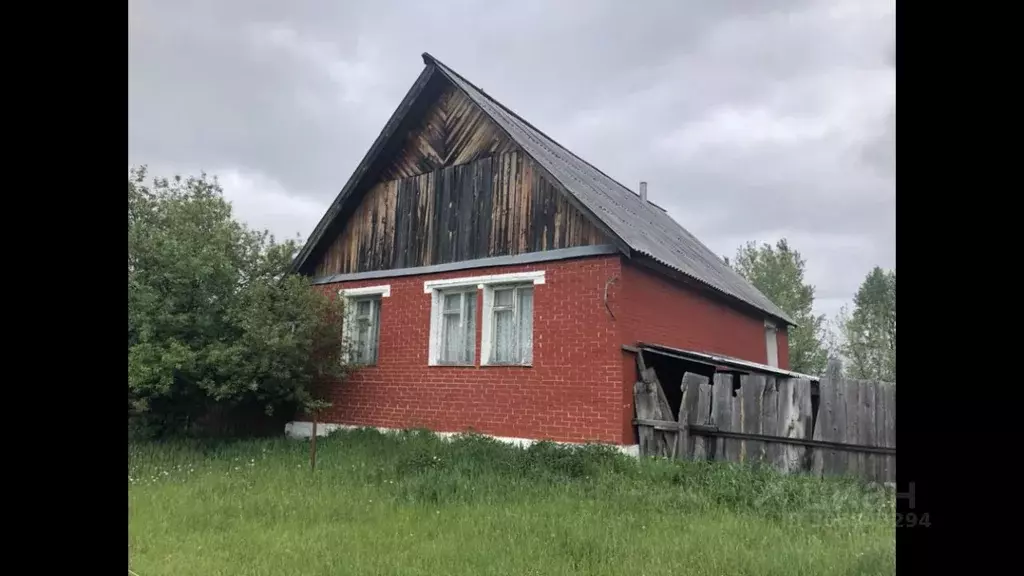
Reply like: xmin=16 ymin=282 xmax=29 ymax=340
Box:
xmin=286 ymin=53 xmax=796 ymax=450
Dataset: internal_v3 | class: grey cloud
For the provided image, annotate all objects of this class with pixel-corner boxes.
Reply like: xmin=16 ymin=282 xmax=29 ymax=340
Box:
xmin=129 ymin=0 xmax=895 ymax=316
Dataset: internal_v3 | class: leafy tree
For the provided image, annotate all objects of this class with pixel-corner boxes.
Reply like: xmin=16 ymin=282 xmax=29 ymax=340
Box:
xmin=729 ymin=239 xmax=829 ymax=375
xmin=837 ymin=267 xmax=896 ymax=382
xmin=128 ymin=167 xmax=348 ymax=438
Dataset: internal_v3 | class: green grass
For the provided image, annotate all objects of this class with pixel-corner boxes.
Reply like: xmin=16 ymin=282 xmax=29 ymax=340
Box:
xmin=129 ymin=429 xmax=895 ymax=576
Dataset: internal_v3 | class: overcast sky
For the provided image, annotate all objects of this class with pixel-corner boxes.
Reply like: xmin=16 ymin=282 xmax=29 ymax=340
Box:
xmin=128 ymin=0 xmax=895 ymax=321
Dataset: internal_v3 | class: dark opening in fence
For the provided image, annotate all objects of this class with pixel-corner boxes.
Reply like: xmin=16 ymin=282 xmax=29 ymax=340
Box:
xmin=629 ymin=344 xmax=895 ymax=484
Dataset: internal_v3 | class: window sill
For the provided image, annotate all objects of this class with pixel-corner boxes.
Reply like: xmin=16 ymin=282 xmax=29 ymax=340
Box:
xmin=481 ymin=362 xmax=533 ymax=368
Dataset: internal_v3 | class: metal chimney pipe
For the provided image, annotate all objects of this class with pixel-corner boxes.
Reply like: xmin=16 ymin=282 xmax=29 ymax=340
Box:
xmin=639 ymin=181 xmax=648 ymax=202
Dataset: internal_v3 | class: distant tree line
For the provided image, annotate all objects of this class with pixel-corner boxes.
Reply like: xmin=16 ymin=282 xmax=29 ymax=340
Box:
xmin=726 ymin=240 xmax=895 ymax=383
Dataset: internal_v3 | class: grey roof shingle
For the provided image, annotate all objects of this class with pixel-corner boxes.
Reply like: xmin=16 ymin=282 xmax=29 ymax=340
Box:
xmin=425 ymin=53 xmax=795 ymax=325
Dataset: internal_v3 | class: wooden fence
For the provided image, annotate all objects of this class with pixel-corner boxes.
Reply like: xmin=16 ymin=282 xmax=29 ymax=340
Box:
xmin=633 ymin=359 xmax=895 ymax=484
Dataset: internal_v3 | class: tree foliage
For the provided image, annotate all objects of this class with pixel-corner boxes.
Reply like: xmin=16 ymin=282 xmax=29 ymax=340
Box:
xmin=729 ymin=239 xmax=829 ymax=375
xmin=837 ymin=267 xmax=896 ymax=382
xmin=128 ymin=167 xmax=348 ymax=438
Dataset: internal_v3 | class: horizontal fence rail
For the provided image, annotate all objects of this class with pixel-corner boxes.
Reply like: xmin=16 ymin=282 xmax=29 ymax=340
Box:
xmin=632 ymin=419 xmax=897 ymax=456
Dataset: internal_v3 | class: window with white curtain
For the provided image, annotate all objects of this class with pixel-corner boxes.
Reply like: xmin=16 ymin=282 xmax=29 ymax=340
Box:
xmin=435 ymin=289 xmax=477 ymax=365
xmin=339 ymin=285 xmax=390 ymax=366
xmin=483 ymin=283 xmax=534 ymax=365
xmin=424 ymin=270 xmax=544 ymax=367
xmin=349 ymin=296 xmax=381 ymax=365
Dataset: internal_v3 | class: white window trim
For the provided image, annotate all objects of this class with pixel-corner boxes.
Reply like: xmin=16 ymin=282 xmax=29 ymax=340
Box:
xmin=338 ymin=285 xmax=390 ymax=365
xmin=480 ymin=283 xmax=534 ymax=367
xmin=339 ymin=285 xmax=391 ymax=299
xmin=425 ymin=271 xmax=545 ymax=366
xmin=422 ymin=270 xmax=545 ymax=294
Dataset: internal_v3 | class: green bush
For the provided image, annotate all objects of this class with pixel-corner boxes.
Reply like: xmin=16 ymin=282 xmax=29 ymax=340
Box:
xmin=128 ymin=167 xmax=348 ymax=439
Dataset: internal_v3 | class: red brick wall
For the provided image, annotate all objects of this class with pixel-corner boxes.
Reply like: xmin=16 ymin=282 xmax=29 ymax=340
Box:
xmin=314 ymin=255 xmax=629 ymax=444
xmin=308 ymin=254 xmax=787 ymax=446
xmin=776 ymin=327 xmax=791 ymax=371
xmin=619 ymin=260 xmax=789 ymax=365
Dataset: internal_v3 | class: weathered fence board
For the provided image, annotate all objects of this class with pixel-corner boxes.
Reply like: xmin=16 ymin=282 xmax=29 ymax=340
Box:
xmin=633 ymin=356 xmax=896 ymax=483
xmin=693 ymin=377 xmax=712 ymax=460
xmin=741 ymin=375 xmax=765 ymax=463
xmin=883 ymin=383 xmax=896 ymax=482
xmin=761 ymin=377 xmax=780 ymax=466
xmin=676 ymin=373 xmax=707 ymax=458
xmin=810 ymin=376 xmax=833 ymax=476
xmin=711 ymin=374 xmax=735 ymax=462
xmin=845 ymin=377 xmax=862 ymax=478
xmin=778 ymin=378 xmax=813 ymax=473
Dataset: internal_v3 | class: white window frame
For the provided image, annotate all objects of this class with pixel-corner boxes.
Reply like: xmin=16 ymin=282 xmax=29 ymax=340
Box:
xmin=338 ymin=285 xmax=390 ymax=366
xmin=481 ymin=283 xmax=535 ymax=366
xmin=765 ymin=320 xmax=779 ymax=368
xmin=429 ymin=287 xmax=478 ymax=366
xmin=425 ymin=271 xmax=545 ymax=367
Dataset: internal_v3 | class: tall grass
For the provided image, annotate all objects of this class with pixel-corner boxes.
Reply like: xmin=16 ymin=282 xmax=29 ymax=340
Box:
xmin=129 ymin=429 xmax=895 ymax=576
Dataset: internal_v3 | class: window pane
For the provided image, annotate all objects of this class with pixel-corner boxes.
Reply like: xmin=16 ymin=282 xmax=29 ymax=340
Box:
xmin=438 ymin=292 xmax=475 ymax=364
xmin=355 ymin=322 xmax=371 ymax=362
xmin=441 ymin=312 xmax=460 ymax=363
xmin=356 ymin=299 xmax=372 ymax=316
xmin=367 ymin=300 xmax=379 ymax=363
xmin=492 ymin=309 xmax=515 ymax=363
xmin=462 ymin=292 xmax=476 ymax=363
xmin=517 ymin=287 xmax=533 ymax=364
xmin=349 ymin=297 xmax=380 ymax=364
xmin=494 ymin=288 xmax=514 ymax=308
xmin=443 ymin=293 xmax=462 ymax=313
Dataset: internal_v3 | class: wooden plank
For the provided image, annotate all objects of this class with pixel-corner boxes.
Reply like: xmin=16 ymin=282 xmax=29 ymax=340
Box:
xmin=741 ymin=374 xmax=766 ymax=464
xmin=676 ymin=373 xmax=700 ymax=459
xmin=811 ymin=374 xmax=835 ymax=477
xmin=711 ymin=374 xmax=735 ymax=462
xmin=845 ymin=378 xmax=863 ymax=478
xmin=863 ymin=379 xmax=878 ymax=482
xmin=830 ymin=374 xmax=849 ymax=477
xmin=675 ymin=377 xmax=691 ymax=459
xmin=885 ymin=383 xmax=896 ymax=483
xmin=677 ymin=373 xmax=707 ymax=460
xmin=760 ymin=377 xmax=780 ymax=467
xmin=633 ymin=380 xmax=657 ymax=457
xmin=640 ymin=367 xmax=676 ymax=458
xmin=458 ymin=163 xmax=475 ymax=262
xmin=692 ymin=379 xmax=713 ymax=461
xmin=796 ymin=378 xmax=813 ymax=472
xmin=775 ymin=377 xmax=812 ymax=474
xmin=477 ymin=157 xmax=493 ymax=257
xmin=731 ymin=386 xmax=743 ymax=462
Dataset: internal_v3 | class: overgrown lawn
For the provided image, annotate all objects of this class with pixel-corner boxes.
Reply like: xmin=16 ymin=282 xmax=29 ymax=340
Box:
xmin=128 ymin=429 xmax=894 ymax=575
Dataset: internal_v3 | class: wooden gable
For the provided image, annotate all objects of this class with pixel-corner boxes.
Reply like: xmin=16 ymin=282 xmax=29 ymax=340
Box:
xmin=307 ymin=75 xmax=611 ymax=278
xmin=379 ymin=84 xmax=518 ymax=181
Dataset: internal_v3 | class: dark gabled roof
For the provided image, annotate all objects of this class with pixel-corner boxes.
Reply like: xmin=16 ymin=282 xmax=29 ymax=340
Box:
xmin=292 ymin=53 xmax=795 ymax=326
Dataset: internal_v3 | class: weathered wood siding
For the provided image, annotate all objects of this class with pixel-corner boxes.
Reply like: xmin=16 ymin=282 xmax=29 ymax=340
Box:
xmin=313 ymin=151 xmax=609 ymax=276
xmin=380 ymin=84 xmax=518 ymax=182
